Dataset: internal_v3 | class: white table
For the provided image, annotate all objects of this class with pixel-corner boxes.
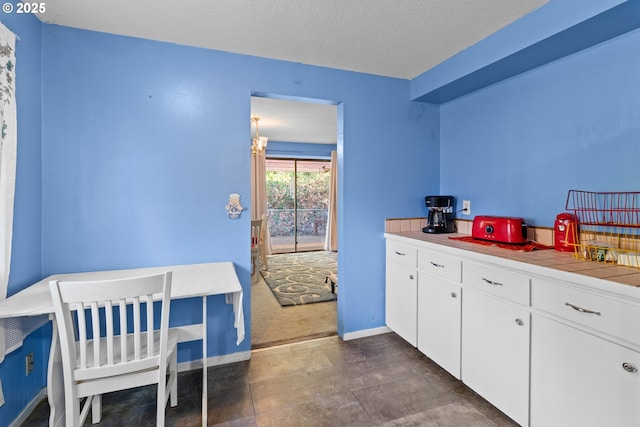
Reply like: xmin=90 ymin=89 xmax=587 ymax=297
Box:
xmin=0 ymin=262 xmax=245 ymax=427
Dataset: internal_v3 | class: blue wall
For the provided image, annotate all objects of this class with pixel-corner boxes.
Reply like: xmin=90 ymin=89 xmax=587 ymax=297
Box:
xmin=7 ymin=0 xmax=637 ymax=423
xmin=40 ymin=25 xmax=436 ymax=354
xmin=0 ymin=17 xmax=437 ymax=423
xmin=439 ymin=27 xmax=640 ymax=226
xmin=0 ymin=4 xmax=44 ymax=424
xmin=411 ymin=0 xmax=630 ymax=102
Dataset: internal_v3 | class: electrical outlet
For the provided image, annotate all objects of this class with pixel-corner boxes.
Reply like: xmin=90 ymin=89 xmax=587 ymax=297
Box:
xmin=462 ymin=200 xmax=471 ymax=216
xmin=25 ymin=352 xmax=34 ymax=376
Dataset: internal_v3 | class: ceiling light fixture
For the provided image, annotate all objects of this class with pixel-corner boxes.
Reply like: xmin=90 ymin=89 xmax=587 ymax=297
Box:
xmin=251 ymin=117 xmax=268 ymax=156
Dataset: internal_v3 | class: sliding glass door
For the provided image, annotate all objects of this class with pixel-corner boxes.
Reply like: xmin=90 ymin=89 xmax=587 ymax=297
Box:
xmin=266 ymin=159 xmax=331 ymax=253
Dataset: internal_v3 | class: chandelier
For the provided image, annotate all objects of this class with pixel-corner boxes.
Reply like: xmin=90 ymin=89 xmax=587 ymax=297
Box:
xmin=250 ymin=117 xmax=268 ymax=156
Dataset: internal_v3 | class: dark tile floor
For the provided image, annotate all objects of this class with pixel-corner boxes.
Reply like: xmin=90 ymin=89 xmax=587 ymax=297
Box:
xmin=23 ymin=333 xmax=518 ymax=426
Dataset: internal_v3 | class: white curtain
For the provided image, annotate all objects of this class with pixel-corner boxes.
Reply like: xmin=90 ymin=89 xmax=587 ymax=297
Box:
xmin=251 ymin=153 xmax=272 ymax=255
xmin=0 ymin=22 xmax=17 ymax=364
xmin=324 ymin=150 xmax=338 ymax=252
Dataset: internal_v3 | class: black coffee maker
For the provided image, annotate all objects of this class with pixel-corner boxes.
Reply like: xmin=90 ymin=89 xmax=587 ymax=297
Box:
xmin=423 ymin=196 xmax=456 ymax=233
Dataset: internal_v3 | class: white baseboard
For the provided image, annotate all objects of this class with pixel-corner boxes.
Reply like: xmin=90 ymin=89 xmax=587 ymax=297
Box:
xmin=9 ymin=388 xmax=47 ymax=427
xmin=342 ymin=326 xmax=391 ymax=341
xmin=177 ymin=350 xmax=251 ymax=372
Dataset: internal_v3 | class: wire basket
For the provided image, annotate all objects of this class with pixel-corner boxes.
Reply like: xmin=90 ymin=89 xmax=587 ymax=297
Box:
xmin=565 ymin=190 xmax=640 ymax=268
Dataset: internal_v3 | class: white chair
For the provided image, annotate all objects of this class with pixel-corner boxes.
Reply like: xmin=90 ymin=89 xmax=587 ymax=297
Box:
xmin=49 ymin=272 xmax=178 ymax=426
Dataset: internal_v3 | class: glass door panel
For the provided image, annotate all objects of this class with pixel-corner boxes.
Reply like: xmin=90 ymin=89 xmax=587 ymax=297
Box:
xmin=266 ymin=159 xmax=331 ymax=253
xmin=295 ymin=160 xmax=331 ymax=252
xmin=266 ymin=159 xmax=295 ymax=253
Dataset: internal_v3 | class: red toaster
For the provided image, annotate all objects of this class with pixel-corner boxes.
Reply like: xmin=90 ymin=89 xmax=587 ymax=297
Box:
xmin=472 ymin=216 xmax=528 ymax=244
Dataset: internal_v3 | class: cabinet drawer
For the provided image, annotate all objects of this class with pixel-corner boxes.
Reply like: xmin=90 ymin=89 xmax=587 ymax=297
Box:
xmin=417 ymin=249 xmax=462 ymax=283
xmin=532 ymin=278 xmax=640 ymax=345
xmin=463 ymin=262 xmax=530 ymax=305
xmin=386 ymin=240 xmax=417 ymax=268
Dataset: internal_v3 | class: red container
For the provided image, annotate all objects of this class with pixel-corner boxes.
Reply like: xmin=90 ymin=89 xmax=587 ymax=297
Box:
xmin=554 ymin=213 xmax=578 ymax=252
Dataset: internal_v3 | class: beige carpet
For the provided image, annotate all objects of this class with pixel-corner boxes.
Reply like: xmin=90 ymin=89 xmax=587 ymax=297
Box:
xmin=251 ymin=272 xmax=337 ymax=349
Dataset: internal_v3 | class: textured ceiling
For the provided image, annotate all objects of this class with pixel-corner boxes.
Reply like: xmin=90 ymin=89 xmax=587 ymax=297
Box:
xmin=251 ymin=98 xmax=338 ymax=144
xmin=35 ymin=0 xmax=548 ymax=143
xmin=37 ymin=0 xmax=548 ymax=80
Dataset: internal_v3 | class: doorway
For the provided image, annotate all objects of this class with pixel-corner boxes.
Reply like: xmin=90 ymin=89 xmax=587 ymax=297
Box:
xmin=250 ymin=95 xmax=339 ymax=349
xmin=266 ymin=158 xmax=332 ymax=254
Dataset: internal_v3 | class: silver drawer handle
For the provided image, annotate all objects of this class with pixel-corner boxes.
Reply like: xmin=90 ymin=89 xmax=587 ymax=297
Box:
xmin=409 ymin=275 xmax=414 ymax=280
xmin=394 ymin=251 xmax=406 ymax=256
xmin=622 ymin=362 xmax=638 ymax=373
xmin=482 ymin=277 xmax=503 ymax=286
xmin=451 ymin=292 xmax=457 ymax=298
xmin=515 ymin=318 xmax=524 ymax=326
xmin=430 ymin=261 xmax=444 ymax=268
xmin=565 ymin=302 xmax=601 ymax=316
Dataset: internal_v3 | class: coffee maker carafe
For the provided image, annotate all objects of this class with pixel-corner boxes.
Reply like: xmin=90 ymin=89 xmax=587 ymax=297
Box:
xmin=423 ymin=196 xmax=456 ymax=234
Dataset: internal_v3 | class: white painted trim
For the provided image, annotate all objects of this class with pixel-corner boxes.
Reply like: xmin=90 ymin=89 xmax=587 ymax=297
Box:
xmin=251 ymin=335 xmax=339 ymax=353
xmin=177 ymin=350 xmax=251 ymax=373
xmin=343 ymin=326 xmax=391 ymax=341
xmin=9 ymin=387 xmax=47 ymax=427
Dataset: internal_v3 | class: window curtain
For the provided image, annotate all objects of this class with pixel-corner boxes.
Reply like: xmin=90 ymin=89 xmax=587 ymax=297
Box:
xmin=0 ymin=22 xmax=17 ymax=364
xmin=324 ymin=150 xmax=337 ymax=252
xmin=251 ymin=153 xmax=272 ymax=255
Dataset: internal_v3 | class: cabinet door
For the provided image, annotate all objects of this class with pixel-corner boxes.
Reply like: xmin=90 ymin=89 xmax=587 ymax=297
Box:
xmin=418 ymin=272 xmax=461 ymax=378
xmin=462 ymin=289 xmax=530 ymax=426
xmin=385 ymin=260 xmax=417 ymax=346
xmin=531 ymin=315 xmax=640 ymax=427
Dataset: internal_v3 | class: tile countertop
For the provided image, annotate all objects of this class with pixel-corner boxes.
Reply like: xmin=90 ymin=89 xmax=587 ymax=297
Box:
xmin=385 ymin=231 xmax=640 ymax=296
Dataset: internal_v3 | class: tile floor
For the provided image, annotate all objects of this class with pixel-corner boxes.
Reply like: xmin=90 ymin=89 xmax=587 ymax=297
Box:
xmin=23 ymin=333 xmax=518 ymax=426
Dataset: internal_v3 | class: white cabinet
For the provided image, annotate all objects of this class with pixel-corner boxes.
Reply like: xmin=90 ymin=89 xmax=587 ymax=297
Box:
xmin=417 ymin=249 xmax=462 ymax=283
xmin=417 ymin=248 xmax=462 ymax=379
xmin=462 ymin=260 xmax=530 ymax=426
xmin=531 ymin=315 xmax=640 ymax=427
xmin=462 ymin=289 xmax=530 ymax=427
xmin=417 ymin=271 xmax=461 ymax=378
xmin=532 ymin=277 xmax=640 ymax=344
xmin=385 ymin=240 xmax=417 ymax=346
xmin=385 ymin=233 xmax=640 ymax=427
xmin=531 ymin=277 xmax=640 ymax=427
xmin=464 ymin=261 xmax=530 ymax=305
